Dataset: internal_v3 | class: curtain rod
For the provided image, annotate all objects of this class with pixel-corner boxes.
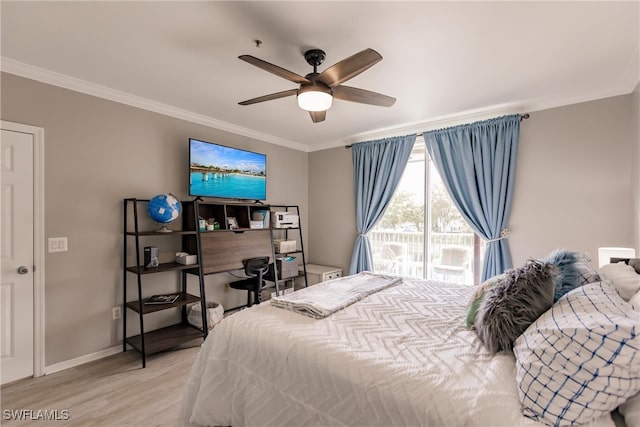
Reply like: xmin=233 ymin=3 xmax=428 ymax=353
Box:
xmin=344 ymin=113 xmax=530 ymax=149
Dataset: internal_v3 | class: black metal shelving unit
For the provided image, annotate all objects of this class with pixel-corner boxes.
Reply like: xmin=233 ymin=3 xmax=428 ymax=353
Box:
xmin=267 ymin=205 xmax=308 ymax=293
xmin=123 ymin=198 xmax=207 ymax=368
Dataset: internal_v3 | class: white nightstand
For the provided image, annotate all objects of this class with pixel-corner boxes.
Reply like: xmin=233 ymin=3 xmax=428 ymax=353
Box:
xmin=299 ymin=264 xmax=343 ymax=287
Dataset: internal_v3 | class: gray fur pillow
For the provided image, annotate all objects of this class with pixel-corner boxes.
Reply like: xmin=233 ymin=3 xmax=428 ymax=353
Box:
xmin=475 ymin=260 xmax=559 ymax=354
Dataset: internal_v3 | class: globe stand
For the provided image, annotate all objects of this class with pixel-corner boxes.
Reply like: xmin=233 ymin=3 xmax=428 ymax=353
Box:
xmin=155 ymin=224 xmax=173 ymax=233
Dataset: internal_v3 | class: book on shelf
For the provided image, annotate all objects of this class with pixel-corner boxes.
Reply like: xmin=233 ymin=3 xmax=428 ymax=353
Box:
xmin=144 ymin=294 xmax=180 ymax=305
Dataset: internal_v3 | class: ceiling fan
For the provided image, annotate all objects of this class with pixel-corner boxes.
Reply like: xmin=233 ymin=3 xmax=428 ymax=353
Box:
xmin=238 ymin=48 xmax=396 ymax=123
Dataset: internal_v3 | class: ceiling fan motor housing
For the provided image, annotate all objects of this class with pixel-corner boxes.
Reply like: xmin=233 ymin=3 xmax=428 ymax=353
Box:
xmin=304 ymin=49 xmax=326 ymax=70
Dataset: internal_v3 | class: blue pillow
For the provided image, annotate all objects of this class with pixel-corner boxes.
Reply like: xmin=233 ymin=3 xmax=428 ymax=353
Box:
xmin=543 ymin=249 xmax=599 ymax=301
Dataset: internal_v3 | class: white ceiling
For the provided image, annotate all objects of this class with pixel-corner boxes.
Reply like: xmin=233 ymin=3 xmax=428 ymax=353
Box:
xmin=2 ymin=1 xmax=639 ymax=152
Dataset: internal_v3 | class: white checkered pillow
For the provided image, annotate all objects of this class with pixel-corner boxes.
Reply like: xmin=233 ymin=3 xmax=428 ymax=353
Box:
xmin=513 ymin=281 xmax=640 ymax=426
xmin=575 ymin=259 xmax=601 ymax=286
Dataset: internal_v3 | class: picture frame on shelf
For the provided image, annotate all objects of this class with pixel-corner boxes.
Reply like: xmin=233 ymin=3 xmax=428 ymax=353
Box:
xmin=226 ymin=217 xmax=238 ymax=230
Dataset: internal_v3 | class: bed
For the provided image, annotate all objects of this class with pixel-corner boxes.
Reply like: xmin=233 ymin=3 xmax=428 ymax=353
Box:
xmin=181 ymin=264 xmax=638 ymax=427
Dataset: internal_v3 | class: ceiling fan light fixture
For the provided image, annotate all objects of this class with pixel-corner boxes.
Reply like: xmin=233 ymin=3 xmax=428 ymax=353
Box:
xmin=297 ymin=84 xmax=333 ymax=112
xmin=238 ymin=48 xmax=394 ymax=123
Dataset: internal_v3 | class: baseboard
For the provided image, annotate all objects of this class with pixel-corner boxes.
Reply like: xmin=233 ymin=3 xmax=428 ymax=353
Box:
xmin=44 ymin=345 xmax=127 ymax=375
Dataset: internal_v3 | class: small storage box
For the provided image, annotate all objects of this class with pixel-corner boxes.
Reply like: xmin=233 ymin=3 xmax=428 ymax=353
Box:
xmin=175 ymin=253 xmax=197 ymax=265
xmin=271 ymin=256 xmax=299 ymax=279
xmin=273 ymin=239 xmax=296 ymax=253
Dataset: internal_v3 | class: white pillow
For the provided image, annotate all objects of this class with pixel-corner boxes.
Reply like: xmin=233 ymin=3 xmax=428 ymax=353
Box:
xmin=598 ymin=262 xmax=640 ymax=301
xmin=619 ymin=392 xmax=640 ymax=427
xmin=630 ymin=290 xmax=640 ymax=311
xmin=513 ymin=281 xmax=640 ymax=427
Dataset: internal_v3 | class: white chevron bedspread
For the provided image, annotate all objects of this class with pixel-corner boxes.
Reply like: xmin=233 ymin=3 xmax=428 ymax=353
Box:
xmin=181 ymin=276 xmax=616 ymax=427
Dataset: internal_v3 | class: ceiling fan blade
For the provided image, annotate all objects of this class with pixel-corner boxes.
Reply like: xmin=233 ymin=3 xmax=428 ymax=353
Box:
xmin=309 ymin=110 xmax=326 ymax=123
xmin=316 ymin=48 xmax=382 ymax=88
xmin=238 ymin=89 xmax=297 ymax=106
xmin=239 ymin=55 xmax=310 ymax=84
xmin=333 ymin=85 xmax=396 ymax=107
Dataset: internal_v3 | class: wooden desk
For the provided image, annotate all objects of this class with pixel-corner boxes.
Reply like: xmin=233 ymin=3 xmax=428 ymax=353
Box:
xmin=189 ymin=229 xmax=272 ymax=274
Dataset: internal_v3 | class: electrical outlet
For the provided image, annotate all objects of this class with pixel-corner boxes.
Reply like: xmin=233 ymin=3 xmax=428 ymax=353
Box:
xmin=112 ymin=306 xmax=121 ymax=320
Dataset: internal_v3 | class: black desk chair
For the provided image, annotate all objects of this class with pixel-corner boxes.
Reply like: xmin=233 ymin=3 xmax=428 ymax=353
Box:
xmin=229 ymin=257 xmax=270 ymax=308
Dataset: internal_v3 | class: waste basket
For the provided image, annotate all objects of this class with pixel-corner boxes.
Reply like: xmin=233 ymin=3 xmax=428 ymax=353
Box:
xmin=188 ymin=302 xmax=224 ymax=330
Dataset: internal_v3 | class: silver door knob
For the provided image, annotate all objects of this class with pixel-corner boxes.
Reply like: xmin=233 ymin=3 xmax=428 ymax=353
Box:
xmin=17 ymin=266 xmax=29 ymax=275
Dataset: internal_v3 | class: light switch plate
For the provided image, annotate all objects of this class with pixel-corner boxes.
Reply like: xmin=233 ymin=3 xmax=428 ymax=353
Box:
xmin=48 ymin=237 xmax=68 ymax=253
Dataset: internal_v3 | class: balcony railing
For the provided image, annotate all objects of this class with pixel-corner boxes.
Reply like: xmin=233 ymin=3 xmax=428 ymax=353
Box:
xmin=369 ymin=229 xmax=475 ymax=284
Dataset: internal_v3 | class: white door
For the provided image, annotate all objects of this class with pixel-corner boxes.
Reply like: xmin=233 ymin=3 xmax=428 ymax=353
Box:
xmin=1 ymin=128 xmax=35 ymax=384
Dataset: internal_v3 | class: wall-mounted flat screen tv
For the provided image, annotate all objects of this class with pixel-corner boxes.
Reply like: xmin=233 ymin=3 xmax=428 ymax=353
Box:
xmin=189 ymin=138 xmax=267 ymax=201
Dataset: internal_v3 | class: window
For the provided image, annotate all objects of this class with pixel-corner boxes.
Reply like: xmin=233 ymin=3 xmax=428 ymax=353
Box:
xmin=370 ymin=139 xmax=480 ymax=285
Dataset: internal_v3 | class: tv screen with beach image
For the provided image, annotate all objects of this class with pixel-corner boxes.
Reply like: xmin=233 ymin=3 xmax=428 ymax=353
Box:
xmin=189 ymin=138 xmax=266 ymax=200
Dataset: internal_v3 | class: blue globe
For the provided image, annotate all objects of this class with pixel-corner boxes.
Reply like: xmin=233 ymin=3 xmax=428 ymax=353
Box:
xmin=147 ymin=194 xmax=182 ymax=232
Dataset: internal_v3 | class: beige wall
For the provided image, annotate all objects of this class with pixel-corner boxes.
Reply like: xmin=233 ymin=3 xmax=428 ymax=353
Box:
xmin=510 ymin=95 xmax=633 ymax=264
xmin=309 ymin=94 xmax=636 ymax=275
xmin=307 ymin=146 xmax=356 ymax=274
xmin=1 ymin=72 xmax=308 ymax=365
xmin=631 ymin=83 xmax=640 ymax=251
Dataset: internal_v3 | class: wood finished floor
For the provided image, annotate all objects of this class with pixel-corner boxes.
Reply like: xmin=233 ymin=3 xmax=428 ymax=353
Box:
xmin=1 ymin=342 xmax=201 ymax=426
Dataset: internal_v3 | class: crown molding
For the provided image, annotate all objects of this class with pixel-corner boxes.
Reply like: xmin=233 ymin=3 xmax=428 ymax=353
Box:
xmin=309 ymin=84 xmax=636 ymax=152
xmin=0 ymin=58 xmax=310 ymax=152
xmin=2 ymin=57 xmax=635 ymax=154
